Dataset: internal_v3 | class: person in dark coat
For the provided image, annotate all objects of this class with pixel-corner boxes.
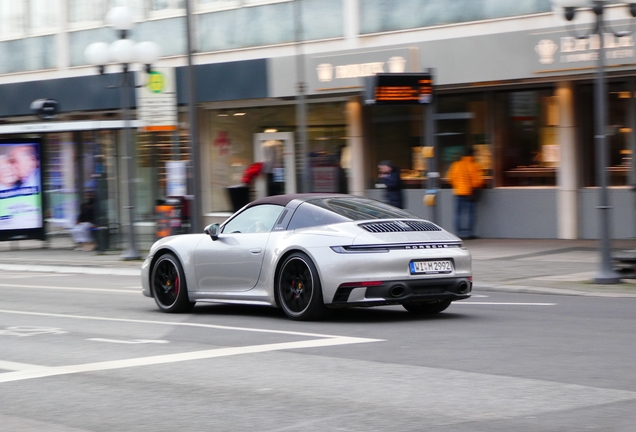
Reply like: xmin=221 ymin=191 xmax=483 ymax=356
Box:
xmin=378 ymin=160 xmax=404 ymax=208
xmin=71 ymin=191 xmax=96 ymax=251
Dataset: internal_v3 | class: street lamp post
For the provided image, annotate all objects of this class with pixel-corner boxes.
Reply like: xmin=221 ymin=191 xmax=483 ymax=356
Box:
xmin=555 ymin=0 xmax=636 ymax=284
xmin=84 ymin=6 xmax=161 ymax=260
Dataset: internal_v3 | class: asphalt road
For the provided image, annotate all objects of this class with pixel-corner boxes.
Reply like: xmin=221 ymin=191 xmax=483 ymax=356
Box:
xmin=0 ymin=270 xmax=635 ymax=432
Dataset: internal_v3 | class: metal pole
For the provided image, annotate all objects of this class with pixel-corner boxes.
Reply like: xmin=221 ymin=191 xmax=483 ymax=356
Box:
xmin=593 ymin=3 xmax=619 ymax=283
xmin=121 ymin=67 xmax=140 ymax=260
xmin=425 ymin=89 xmax=437 ymax=224
xmin=185 ymin=0 xmax=202 ymax=232
xmin=295 ymin=0 xmax=310 ymax=193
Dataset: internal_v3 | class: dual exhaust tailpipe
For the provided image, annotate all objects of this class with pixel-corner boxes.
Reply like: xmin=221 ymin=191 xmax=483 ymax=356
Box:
xmin=389 ymin=280 xmax=470 ymax=298
xmin=457 ymin=281 xmax=470 ymax=294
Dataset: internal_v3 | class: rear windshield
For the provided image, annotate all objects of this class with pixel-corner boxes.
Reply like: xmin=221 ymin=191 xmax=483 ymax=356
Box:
xmin=305 ymin=197 xmax=419 ymax=221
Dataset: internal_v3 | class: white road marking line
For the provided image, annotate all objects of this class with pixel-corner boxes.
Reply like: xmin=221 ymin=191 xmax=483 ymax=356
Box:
xmin=0 ymin=360 xmax=50 ymax=372
xmin=0 ymin=273 xmax=70 ymax=279
xmin=457 ymin=302 xmax=556 ymax=306
xmin=87 ymin=338 xmax=169 ymax=344
xmin=0 ymin=326 xmax=67 ymax=337
xmin=0 ymin=308 xmax=381 ymax=339
xmin=0 ymin=337 xmax=380 ymax=384
xmin=0 ymin=264 xmax=140 ymax=276
xmin=0 ymin=283 xmax=137 ymax=294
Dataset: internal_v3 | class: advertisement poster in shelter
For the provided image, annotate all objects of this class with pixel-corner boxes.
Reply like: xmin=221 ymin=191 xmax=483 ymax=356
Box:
xmin=0 ymin=139 xmax=44 ymax=241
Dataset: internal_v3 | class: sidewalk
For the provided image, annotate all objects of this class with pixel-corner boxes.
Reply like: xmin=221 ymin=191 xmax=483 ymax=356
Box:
xmin=1 ymin=236 xmax=636 ymax=298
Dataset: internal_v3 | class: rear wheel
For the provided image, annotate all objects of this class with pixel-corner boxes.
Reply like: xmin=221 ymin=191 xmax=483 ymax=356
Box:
xmin=151 ymin=253 xmax=195 ymax=313
xmin=403 ymin=300 xmax=451 ymax=315
xmin=276 ymin=252 xmax=327 ymax=321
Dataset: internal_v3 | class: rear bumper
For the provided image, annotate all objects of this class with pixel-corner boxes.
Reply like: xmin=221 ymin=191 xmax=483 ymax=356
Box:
xmin=328 ymin=277 xmax=471 ymax=307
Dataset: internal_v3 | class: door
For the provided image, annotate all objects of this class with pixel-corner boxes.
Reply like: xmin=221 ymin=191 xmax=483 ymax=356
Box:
xmin=193 ymin=204 xmax=284 ymax=292
xmin=253 ymin=132 xmax=296 ymax=199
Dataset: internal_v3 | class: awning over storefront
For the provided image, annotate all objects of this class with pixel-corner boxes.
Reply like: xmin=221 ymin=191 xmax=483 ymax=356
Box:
xmin=0 ymin=120 xmax=142 ymax=135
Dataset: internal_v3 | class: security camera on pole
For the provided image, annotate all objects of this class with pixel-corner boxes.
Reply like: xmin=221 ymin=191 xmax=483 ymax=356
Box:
xmin=84 ymin=6 xmax=161 ymax=260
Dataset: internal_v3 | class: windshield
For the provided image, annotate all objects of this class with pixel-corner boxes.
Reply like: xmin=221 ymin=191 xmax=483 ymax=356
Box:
xmin=305 ymin=197 xmax=419 ymax=221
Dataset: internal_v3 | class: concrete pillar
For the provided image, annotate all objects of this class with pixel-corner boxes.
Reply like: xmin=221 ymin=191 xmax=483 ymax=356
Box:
xmin=556 ymin=81 xmax=579 ymax=239
xmin=346 ymin=98 xmax=365 ymax=197
xmin=343 ymin=0 xmax=360 ymax=50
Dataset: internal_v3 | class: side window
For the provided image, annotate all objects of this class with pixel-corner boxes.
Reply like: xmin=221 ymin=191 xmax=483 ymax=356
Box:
xmin=288 ymin=203 xmax=348 ymax=230
xmin=222 ymin=204 xmax=284 ymax=234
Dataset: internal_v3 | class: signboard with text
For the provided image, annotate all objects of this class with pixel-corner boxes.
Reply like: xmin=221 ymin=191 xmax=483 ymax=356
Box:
xmin=166 ymin=161 xmax=187 ymax=197
xmin=0 ymin=139 xmax=44 ymax=241
xmin=136 ymin=67 xmax=178 ymax=132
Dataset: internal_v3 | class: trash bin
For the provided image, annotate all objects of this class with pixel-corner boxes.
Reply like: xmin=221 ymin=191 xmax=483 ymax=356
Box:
xmin=226 ymin=185 xmax=250 ymax=213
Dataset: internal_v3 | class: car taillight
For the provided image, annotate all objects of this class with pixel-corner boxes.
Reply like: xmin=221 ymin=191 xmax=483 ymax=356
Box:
xmin=339 ymin=281 xmax=384 ymax=288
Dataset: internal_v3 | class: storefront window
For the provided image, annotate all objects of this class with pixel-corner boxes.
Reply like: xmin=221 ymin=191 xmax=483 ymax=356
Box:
xmin=437 ymin=93 xmax=491 ymax=186
xmin=366 ymin=94 xmax=492 ymax=191
xmin=494 ymin=89 xmax=557 ymax=186
xmin=137 ymin=129 xmax=191 ymax=220
xmin=366 ymin=105 xmax=425 ymax=189
xmin=578 ymin=82 xmax=632 ymax=187
xmin=206 ymin=102 xmax=347 ymax=212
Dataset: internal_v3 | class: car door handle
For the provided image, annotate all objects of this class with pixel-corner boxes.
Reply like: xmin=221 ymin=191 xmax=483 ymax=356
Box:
xmin=249 ymin=248 xmax=262 ymax=255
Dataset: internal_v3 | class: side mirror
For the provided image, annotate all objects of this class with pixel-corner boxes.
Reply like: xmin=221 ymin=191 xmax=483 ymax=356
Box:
xmin=204 ymin=223 xmax=220 ymax=241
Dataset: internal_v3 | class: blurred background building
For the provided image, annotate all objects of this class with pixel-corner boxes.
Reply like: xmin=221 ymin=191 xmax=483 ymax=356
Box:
xmin=1 ymin=0 xmax=635 ymax=241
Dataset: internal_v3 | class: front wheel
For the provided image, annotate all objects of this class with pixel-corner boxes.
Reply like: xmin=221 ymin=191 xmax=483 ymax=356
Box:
xmin=151 ymin=253 xmax=195 ymax=313
xmin=276 ymin=252 xmax=328 ymax=321
xmin=403 ymin=300 xmax=451 ymax=315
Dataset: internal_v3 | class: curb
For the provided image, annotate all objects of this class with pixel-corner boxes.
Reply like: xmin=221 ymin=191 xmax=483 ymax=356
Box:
xmin=474 ymin=284 xmax=636 ymax=298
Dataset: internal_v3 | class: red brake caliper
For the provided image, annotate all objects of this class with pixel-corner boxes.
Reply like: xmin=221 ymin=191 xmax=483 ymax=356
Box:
xmin=174 ymin=275 xmax=179 ymax=295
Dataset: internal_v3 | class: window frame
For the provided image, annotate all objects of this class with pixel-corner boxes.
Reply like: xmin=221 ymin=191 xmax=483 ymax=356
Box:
xmin=194 ymin=0 xmax=291 ymax=14
xmin=26 ymin=0 xmax=60 ymax=36
xmin=147 ymin=0 xmax=186 ymax=20
xmin=0 ymin=0 xmax=27 ymax=41
xmin=221 ymin=204 xmax=285 ymax=234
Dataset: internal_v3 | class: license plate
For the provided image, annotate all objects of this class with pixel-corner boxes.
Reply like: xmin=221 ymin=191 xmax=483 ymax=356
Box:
xmin=410 ymin=260 xmax=453 ymax=275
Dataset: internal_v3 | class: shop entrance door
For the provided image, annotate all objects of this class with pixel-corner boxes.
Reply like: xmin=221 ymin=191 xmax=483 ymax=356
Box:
xmin=253 ymin=132 xmax=296 ymax=199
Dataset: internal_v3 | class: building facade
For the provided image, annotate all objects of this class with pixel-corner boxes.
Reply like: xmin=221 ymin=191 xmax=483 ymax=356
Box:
xmin=1 ymin=0 xmax=636 ymax=240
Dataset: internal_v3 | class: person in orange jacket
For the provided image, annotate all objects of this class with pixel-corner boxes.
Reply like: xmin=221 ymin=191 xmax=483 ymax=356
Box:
xmin=446 ymin=146 xmax=484 ymax=239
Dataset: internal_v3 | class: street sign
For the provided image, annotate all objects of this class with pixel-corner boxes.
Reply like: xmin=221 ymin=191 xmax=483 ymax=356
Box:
xmin=136 ymin=67 xmax=178 ymax=132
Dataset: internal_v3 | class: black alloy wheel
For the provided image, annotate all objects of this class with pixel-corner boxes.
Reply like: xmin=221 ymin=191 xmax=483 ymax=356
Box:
xmin=276 ymin=252 xmax=327 ymax=320
xmin=403 ymin=299 xmax=452 ymax=315
xmin=151 ymin=253 xmax=195 ymax=313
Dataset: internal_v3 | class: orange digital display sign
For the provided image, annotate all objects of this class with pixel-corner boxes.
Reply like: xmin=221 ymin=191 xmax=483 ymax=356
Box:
xmin=367 ymin=73 xmax=433 ymax=105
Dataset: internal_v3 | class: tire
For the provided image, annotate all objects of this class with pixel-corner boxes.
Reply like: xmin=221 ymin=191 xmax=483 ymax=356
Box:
xmin=276 ymin=252 xmax=328 ymax=321
xmin=403 ymin=299 xmax=451 ymax=315
xmin=151 ymin=253 xmax=195 ymax=313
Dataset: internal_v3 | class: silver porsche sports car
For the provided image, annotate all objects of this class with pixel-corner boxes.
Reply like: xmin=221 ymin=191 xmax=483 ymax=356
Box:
xmin=141 ymin=194 xmax=472 ymax=320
